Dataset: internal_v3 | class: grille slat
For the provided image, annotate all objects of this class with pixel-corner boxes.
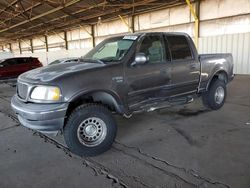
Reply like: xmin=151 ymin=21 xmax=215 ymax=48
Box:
xmin=17 ymin=82 xmax=28 ymax=100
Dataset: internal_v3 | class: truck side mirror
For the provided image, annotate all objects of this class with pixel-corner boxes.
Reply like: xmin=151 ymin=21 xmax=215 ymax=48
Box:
xmin=131 ymin=53 xmax=148 ymax=66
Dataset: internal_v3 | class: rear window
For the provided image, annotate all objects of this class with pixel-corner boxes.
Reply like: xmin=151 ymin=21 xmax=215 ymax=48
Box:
xmin=166 ymin=36 xmax=192 ymax=60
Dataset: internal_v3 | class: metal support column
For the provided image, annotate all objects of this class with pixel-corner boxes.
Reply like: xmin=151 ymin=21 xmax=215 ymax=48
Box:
xmin=64 ymin=31 xmax=68 ymax=50
xmin=18 ymin=40 xmax=22 ymax=54
xmin=91 ymin=25 xmax=95 ymax=47
xmin=195 ymin=0 xmax=200 ymax=37
xmin=186 ymin=0 xmax=200 ymax=48
xmin=44 ymin=35 xmax=49 ymax=52
xmin=30 ymin=39 xmax=34 ymax=53
xmin=9 ymin=43 xmax=12 ymax=53
xmin=131 ymin=15 xmax=135 ymax=33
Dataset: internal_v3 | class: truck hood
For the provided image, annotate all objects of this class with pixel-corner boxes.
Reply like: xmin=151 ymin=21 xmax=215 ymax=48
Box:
xmin=19 ymin=62 xmax=104 ymax=83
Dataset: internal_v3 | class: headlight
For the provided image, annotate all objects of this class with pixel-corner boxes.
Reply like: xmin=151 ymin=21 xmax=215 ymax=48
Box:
xmin=30 ymin=86 xmax=61 ymax=101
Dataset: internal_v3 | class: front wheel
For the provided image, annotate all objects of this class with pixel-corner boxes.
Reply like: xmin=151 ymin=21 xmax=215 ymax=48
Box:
xmin=202 ymin=79 xmax=227 ymax=110
xmin=64 ymin=104 xmax=117 ymax=156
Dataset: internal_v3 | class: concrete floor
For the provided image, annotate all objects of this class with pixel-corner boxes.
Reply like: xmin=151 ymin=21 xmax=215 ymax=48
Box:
xmin=0 ymin=75 xmax=250 ymax=188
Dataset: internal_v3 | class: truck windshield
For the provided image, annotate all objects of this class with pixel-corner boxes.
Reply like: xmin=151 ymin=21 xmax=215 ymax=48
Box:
xmin=83 ymin=36 xmax=135 ymax=63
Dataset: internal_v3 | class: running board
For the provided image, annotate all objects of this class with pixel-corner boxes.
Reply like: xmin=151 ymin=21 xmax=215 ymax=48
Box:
xmin=132 ymin=96 xmax=194 ymax=114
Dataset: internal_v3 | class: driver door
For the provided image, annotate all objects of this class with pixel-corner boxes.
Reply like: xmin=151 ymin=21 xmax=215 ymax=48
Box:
xmin=124 ymin=34 xmax=172 ymax=108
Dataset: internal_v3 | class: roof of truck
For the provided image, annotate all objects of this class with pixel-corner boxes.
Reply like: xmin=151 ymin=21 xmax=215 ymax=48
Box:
xmin=125 ymin=32 xmax=190 ymax=36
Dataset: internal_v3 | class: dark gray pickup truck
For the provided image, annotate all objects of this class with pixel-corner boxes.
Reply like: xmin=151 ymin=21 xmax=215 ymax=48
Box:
xmin=11 ymin=32 xmax=234 ymax=156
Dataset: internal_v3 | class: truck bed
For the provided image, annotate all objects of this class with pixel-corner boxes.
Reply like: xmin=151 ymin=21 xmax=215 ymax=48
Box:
xmin=198 ymin=53 xmax=234 ymax=91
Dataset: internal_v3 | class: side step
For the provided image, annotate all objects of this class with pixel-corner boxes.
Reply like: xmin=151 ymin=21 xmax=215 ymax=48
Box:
xmin=168 ymin=96 xmax=194 ymax=105
xmin=132 ymin=96 xmax=194 ymax=114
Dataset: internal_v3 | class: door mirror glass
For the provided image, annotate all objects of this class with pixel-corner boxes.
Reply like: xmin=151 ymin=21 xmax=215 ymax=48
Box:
xmin=131 ymin=53 xmax=148 ymax=66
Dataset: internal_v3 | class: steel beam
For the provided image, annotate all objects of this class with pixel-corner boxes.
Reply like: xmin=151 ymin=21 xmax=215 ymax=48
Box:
xmin=0 ymin=0 xmax=187 ymax=44
xmin=0 ymin=2 xmax=43 ymax=28
xmin=131 ymin=15 xmax=135 ymax=33
xmin=9 ymin=43 xmax=12 ymax=53
xmin=18 ymin=40 xmax=22 ymax=54
xmin=64 ymin=31 xmax=68 ymax=50
xmin=196 ymin=0 xmax=200 ymax=37
xmin=186 ymin=0 xmax=199 ymax=48
xmin=30 ymin=39 xmax=34 ymax=53
xmin=5 ymin=0 xmax=162 ymax=38
xmin=91 ymin=25 xmax=95 ymax=47
xmin=44 ymin=35 xmax=48 ymax=52
xmin=0 ymin=0 xmax=18 ymax=16
xmin=0 ymin=0 xmax=82 ymax=34
xmin=118 ymin=15 xmax=133 ymax=33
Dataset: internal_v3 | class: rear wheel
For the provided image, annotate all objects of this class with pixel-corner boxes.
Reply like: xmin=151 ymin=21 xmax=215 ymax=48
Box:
xmin=64 ymin=103 xmax=117 ymax=156
xmin=202 ymin=79 xmax=227 ymax=110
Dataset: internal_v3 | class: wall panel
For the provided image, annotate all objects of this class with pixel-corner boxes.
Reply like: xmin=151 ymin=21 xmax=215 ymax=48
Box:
xmin=199 ymin=32 xmax=250 ymax=74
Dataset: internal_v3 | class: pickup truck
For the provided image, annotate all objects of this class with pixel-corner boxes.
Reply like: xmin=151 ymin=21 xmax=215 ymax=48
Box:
xmin=11 ymin=32 xmax=234 ymax=156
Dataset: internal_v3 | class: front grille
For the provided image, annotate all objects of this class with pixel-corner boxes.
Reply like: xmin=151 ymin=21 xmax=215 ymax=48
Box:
xmin=17 ymin=82 xmax=28 ymax=100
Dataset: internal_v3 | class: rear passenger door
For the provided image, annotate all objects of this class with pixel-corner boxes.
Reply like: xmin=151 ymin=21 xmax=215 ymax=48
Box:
xmin=165 ymin=35 xmax=200 ymax=95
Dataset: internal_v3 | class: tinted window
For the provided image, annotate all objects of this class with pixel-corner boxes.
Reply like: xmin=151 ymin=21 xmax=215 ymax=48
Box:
xmin=138 ymin=35 xmax=166 ymax=64
xmin=16 ymin=58 xmax=28 ymax=64
xmin=166 ymin=36 xmax=192 ymax=60
xmin=2 ymin=59 xmax=17 ymax=66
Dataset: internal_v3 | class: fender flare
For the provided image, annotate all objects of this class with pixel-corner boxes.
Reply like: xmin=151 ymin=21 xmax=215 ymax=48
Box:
xmin=206 ymin=69 xmax=228 ymax=90
xmin=68 ymin=89 xmax=125 ymax=114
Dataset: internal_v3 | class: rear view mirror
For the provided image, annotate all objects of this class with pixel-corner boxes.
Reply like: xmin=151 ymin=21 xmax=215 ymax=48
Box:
xmin=131 ymin=53 xmax=148 ymax=66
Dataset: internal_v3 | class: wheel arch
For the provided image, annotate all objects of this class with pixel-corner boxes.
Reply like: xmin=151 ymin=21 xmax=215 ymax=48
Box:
xmin=66 ymin=89 xmax=125 ymax=118
xmin=206 ymin=70 xmax=228 ymax=90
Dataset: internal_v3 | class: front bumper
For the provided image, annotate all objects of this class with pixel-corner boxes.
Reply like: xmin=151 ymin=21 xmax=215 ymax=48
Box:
xmin=11 ymin=95 xmax=68 ymax=134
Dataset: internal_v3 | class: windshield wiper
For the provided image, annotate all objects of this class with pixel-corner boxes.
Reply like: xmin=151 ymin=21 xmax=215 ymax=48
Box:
xmin=99 ymin=57 xmax=119 ymax=63
xmin=79 ymin=58 xmax=104 ymax=64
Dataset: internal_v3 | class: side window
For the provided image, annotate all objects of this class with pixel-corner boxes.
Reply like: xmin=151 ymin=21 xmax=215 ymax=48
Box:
xmin=16 ymin=58 xmax=28 ymax=64
xmin=138 ymin=35 xmax=165 ymax=64
xmin=167 ymin=36 xmax=192 ymax=60
xmin=2 ymin=59 xmax=17 ymax=66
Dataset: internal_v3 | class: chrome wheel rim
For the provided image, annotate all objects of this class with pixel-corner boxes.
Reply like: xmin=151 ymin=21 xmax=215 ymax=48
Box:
xmin=214 ymin=86 xmax=225 ymax=104
xmin=77 ymin=117 xmax=107 ymax=147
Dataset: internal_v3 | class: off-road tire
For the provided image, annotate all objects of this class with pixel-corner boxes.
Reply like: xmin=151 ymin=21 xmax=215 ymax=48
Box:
xmin=64 ymin=103 xmax=117 ymax=156
xmin=202 ymin=79 xmax=227 ymax=110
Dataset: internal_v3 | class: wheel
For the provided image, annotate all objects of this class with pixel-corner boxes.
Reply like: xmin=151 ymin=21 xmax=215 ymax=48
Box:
xmin=202 ymin=79 xmax=227 ymax=110
xmin=64 ymin=103 xmax=117 ymax=156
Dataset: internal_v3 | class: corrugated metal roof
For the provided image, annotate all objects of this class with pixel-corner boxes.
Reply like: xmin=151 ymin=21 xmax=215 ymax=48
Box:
xmin=0 ymin=0 xmax=186 ymax=45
